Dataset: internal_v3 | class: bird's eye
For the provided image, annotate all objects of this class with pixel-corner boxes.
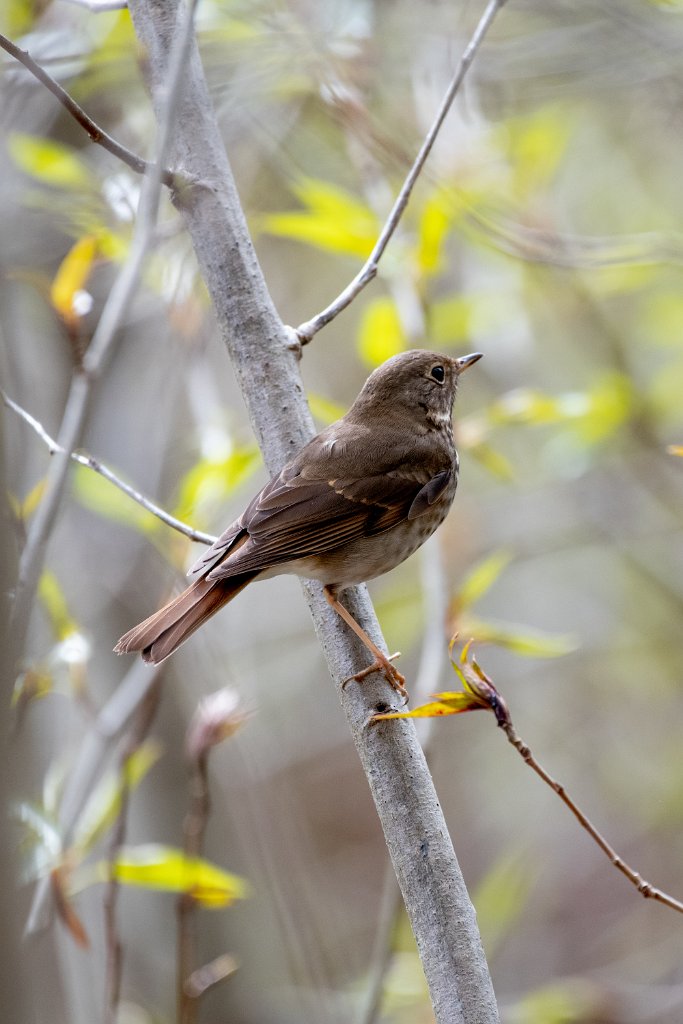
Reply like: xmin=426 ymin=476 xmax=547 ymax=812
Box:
xmin=430 ymin=365 xmax=445 ymax=383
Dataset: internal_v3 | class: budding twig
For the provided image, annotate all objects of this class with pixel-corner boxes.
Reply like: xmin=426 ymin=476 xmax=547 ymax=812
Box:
xmin=0 ymin=32 xmax=174 ymax=186
xmin=2 ymin=390 xmax=216 ymax=546
xmin=294 ymin=0 xmax=508 ymax=345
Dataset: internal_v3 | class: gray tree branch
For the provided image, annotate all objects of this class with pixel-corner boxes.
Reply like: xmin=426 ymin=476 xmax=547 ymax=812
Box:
xmin=125 ymin=2 xmax=499 ymax=1021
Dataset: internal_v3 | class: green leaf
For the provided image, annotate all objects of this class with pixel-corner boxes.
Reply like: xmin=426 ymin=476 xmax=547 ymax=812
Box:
xmin=505 ymin=105 xmax=573 ymax=200
xmin=429 ymin=294 xmax=475 ymax=345
xmin=509 ymin=981 xmax=601 ymax=1024
xmin=73 ymin=463 xmax=160 ymax=534
xmin=416 ymin=187 xmax=458 ymax=278
xmin=8 ymin=133 xmax=93 ymax=190
xmin=357 ymin=296 xmax=406 ymax=367
xmin=460 ymin=617 xmax=576 ymax=658
xmin=71 ymin=740 xmax=163 ymax=854
xmin=259 ymin=178 xmax=379 ymax=259
xmin=38 ymin=570 xmax=78 ymax=640
xmin=575 ymin=372 xmax=633 ymax=445
xmin=490 ymin=388 xmax=573 ymax=427
xmin=472 ymin=852 xmax=531 ymax=955
xmin=308 ymin=392 xmax=347 ymax=426
xmin=467 ymin=442 xmax=516 ymax=481
xmin=173 ymin=445 xmax=261 ymax=523
xmin=80 ymin=845 xmax=249 ymax=907
xmin=455 ymin=550 xmax=513 ymax=612
xmin=50 ymin=235 xmax=98 ymax=326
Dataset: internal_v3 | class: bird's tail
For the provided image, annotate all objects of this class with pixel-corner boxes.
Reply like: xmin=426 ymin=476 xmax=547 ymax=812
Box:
xmin=114 ymin=572 xmax=256 ymax=665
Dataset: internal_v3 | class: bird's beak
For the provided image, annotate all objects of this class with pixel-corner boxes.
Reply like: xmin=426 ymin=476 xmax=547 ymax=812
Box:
xmin=454 ymin=352 xmax=483 ymax=374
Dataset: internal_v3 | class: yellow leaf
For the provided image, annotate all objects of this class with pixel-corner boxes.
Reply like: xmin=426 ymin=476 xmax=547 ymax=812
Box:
xmin=373 ymin=692 xmax=484 ymax=722
xmin=429 ymin=294 xmax=474 ymax=345
xmin=417 ymin=188 xmax=457 ymax=278
xmin=102 ymin=845 xmax=249 ymax=907
xmin=72 ymin=740 xmax=163 ymax=854
xmin=259 ymin=178 xmax=379 ymax=259
xmin=50 ymin=236 xmax=98 ymax=326
xmin=38 ymin=571 xmax=78 ymax=641
xmin=468 ymin=442 xmax=516 ymax=481
xmin=473 ymin=852 xmax=531 ymax=955
xmin=505 ymin=105 xmax=573 ymax=200
xmin=72 ymin=463 xmax=163 ymax=536
xmin=21 ymin=477 xmax=47 ymax=519
xmin=307 ymin=392 xmax=347 ymax=426
xmin=454 ymin=550 xmax=513 ymax=612
xmin=460 ymin=617 xmax=576 ymax=658
xmin=576 ymin=372 xmax=633 ymax=445
xmin=357 ymin=296 xmax=406 ymax=368
xmin=8 ymin=133 xmax=92 ymax=189
xmin=668 ymin=445 xmax=683 ymax=457
xmin=12 ymin=667 xmax=54 ymax=708
xmin=173 ymin=446 xmax=261 ymax=523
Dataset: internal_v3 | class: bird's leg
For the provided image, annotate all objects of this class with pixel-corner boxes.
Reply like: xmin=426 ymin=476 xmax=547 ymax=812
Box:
xmin=323 ymin=586 xmax=408 ymax=701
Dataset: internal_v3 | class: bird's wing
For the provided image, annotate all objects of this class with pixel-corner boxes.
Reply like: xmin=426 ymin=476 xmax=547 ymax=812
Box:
xmin=198 ymin=454 xmax=453 ymax=582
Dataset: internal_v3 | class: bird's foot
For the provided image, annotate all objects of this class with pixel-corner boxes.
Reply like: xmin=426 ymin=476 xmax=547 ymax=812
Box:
xmin=343 ymin=652 xmax=408 ymax=703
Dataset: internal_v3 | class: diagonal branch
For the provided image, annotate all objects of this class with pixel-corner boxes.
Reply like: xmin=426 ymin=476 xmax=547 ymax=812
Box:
xmin=9 ymin=0 xmax=199 ymax=662
xmin=0 ymin=31 xmax=174 ymax=187
xmin=126 ymin=1 xmax=502 ymax=1020
xmin=2 ymin=390 xmax=216 ymax=546
xmin=294 ymin=0 xmax=508 ymax=345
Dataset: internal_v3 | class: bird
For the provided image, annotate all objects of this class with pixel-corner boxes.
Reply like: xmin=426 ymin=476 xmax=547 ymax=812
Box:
xmin=114 ymin=349 xmax=482 ymax=697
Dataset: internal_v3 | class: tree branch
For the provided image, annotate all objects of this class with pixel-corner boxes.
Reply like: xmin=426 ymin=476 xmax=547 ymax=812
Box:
xmin=9 ymin=0 xmax=198 ymax=661
xmin=0 ymin=32 xmax=174 ymax=187
xmin=125 ymin=1 xmax=500 ymax=1020
xmin=2 ymin=390 xmax=216 ymax=547
xmin=294 ymin=0 xmax=508 ymax=346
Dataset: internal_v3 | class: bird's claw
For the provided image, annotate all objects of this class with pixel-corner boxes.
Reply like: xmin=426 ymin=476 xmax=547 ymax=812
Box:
xmin=342 ymin=652 xmax=408 ymax=703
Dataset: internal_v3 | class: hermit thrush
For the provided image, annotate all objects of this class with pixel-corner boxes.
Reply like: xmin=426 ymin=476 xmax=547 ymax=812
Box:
xmin=115 ymin=349 xmax=482 ymax=695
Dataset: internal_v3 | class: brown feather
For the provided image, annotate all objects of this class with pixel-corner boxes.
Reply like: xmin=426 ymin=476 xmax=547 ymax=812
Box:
xmin=114 ymin=572 xmax=256 ymax=664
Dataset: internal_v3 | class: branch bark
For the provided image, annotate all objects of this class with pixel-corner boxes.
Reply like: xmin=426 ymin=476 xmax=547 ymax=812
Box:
xmin=125 ymin=2 xmax=499 ymax=1020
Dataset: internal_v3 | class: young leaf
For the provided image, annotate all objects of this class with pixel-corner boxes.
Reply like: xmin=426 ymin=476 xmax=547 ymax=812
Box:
xmin=71 ymin=740 xmax=163 ymax=855
xmin=472 ymin=852 xmax=531 ymax=955
xmin=459 ymin=617 xmax=576 ymax=658
xmin=8 ymin=133 xmax=93 ymax=189
xmin=50 ymin=235 xmax=98 ymax=327
xmin=85 ymin=845 xmax=249 ymax=907
xmin=417 ymin=187 xmax=458 ymax=278
xmin=173 ymin=445 xmax=261 ymax=523
xmin=72 ymin=462 xmax=160 ymax=534
xmin=259 ymin=178 xmax=379 ymax=259
xmin=38 ymin=570 xmax=78 ymax=641
xmin=373 ymin=692 xmax=486 ymax=721
xmin=307 ymin=392 xmax=347 ymax=426
xmin=357 ymin=296 xmax=406 ymax=367
xmin=454 ymin=549 xmax=513 ymax=613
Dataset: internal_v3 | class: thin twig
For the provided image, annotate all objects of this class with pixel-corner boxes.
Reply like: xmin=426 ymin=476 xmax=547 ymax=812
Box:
xmin=500 ymin=717 xmax=683 ymax=915
xmin=2 ymin=390 xmax=216 ymax=546
xmin=9 ymin=0 xmax=196 ymax=663
xmin=440 ymin=655 xmax=683 ymax=917
xmin=25 ymin=660 xmax=162 ymax=936
xmin=357 ymin=862 xmax=402 ymax=1024
xmin=0 ymin=32 xmax=174 ymax=187
xmin=294 ymin=0 xmax=508 ymax=345
xmin=60 ymin=0 xmax=128 ymax=10
xmin=177 ymin=752 xmax=210 ymax=1024
xmin=104 ymin=677 xmax=163 ymax=1024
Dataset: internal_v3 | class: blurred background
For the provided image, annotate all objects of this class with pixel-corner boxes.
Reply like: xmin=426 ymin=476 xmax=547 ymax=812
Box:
xmin=2 ymin=0 xmax=683 ymax=1021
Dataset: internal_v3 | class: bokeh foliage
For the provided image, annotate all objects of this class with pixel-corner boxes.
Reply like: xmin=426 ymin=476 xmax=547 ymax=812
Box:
xmin=2 ymin=1 xmax=683 ymax=1022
